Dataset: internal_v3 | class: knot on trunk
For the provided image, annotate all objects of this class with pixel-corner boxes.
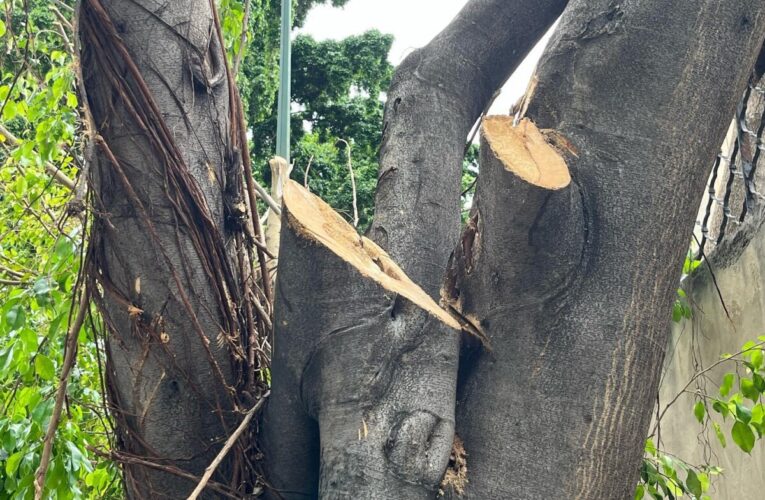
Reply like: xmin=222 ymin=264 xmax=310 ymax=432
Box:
xmin=385 ymin=410 xmax=454 ymax=486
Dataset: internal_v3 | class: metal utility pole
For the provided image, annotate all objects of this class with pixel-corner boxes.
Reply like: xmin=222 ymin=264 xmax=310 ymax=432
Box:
xmin=276 ymin=0 xmax=291 ymax=164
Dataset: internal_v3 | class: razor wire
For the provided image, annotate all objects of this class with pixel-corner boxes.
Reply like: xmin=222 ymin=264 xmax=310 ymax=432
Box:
xmin=695 ymin=78 xmax=765 ymax=259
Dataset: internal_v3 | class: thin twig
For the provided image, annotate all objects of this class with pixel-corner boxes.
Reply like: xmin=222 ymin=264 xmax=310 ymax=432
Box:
xmin=303 ymin=154 xmax=314 ymax=190
xmin=336 ymin=139 xmax=358 ymax=227
xmin=231 ymin=0 xmax=251 ymax=75
xmin=34 ymin=290 xmax=90 ymax=499
xmin=186 ymin=392 xmax=269 ymax=500
xmin=692 ymin=234 xmax=733 ymax=325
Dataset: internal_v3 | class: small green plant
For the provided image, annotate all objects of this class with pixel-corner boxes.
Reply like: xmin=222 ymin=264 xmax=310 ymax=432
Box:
xmin=638 ymin=337 xmax=765 ymax=499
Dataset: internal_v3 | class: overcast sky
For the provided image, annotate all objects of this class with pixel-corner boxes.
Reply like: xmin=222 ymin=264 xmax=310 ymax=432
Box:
xmin=300 ymin=0 xmax=552 ymax=115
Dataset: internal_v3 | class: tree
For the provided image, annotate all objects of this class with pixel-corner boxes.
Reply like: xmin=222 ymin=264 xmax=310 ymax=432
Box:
xmin=31 ymin=0 xmax=765 ymax=499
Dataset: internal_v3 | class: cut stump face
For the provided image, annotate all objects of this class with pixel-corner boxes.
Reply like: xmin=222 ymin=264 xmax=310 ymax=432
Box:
xmin=482 ymin=116 xmax=570 ymax=190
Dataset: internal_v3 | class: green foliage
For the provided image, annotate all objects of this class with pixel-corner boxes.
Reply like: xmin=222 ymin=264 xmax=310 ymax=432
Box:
xmin=672 ymin=251 xmax=701 ymax=323
xmin=249 ymin=31 xmax=394 ymax=230
xmin=638 ymin=439 xmax=718 ymax=500
xmin=706 ymin=340 xmax=765 ymax=452
xmin=218 ymin=0 xmax=390 ymax=231
xmin=638 ymin=337 xmax=765 ymax=499
xmin=0 ymin=2 xmax=122 ymax=497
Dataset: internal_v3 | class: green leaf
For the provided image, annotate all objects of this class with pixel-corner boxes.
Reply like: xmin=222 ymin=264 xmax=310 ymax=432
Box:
xmin=5 ymin=450 xmax=23 ymax=475
xmin=0 ymin=345 xmax=14 ymax=376
xmin=754 ymin=373 xmax=765 ymax=393
xmin=698 ymin=472 xmax=710 ymax=492
xmin=686 ymin=470 xmax=702 ymax=498
xmin=19 ymin=328 xmax=37 ymax=356
xmin=0 ymin=19 xmax=6 ymax=38
xmin=731 ymin=421 xmax=755 ymax=453
xmin=693 ymin=401 xmax=706 ymax=423
xmin=35 ymin=355 xmax=55 ymax=381
xmin=672 ymin=301 xmax=682 ymax=322
xmin=645 ymin=439 xmax=657 ymax=456
xmin=735 ymin=401 xmax=752 ymax=424
xmin=635 ymin=484 xmax=645 ymax=500
xmin=713 ymin=422 xmax=726 ymax=448
xmin=752 ymin=403 xmax=764 ymax=425
xmin=741 ymin=378 xmax=759 ymax=401
xmin=750 ymin=348 xmax=763 ymax=370
xmin=719 ymin=373 xmax=735 ymax=397
xmin=712 ymin=400 xmax=730 ymax=419
xmin=5 ymin=304 xmax=26 ymax=330
xmin=19 ymin=328 xmax=38 ymax=354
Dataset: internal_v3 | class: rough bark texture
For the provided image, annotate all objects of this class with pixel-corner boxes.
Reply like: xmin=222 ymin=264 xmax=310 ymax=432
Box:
xmin=80 ymin=1 xmax=260 ymax=497
xmin=444 ymin=2 xmax=765 ymax=498
xmin=370 ymin=0 xmax=568 ymax=297
xmin=261 ymin=182 xmax=460 ymax=499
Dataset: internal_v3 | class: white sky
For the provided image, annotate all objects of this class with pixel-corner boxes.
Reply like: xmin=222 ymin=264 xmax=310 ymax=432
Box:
xmin=300 ymin=0 xmax=552 ymax=115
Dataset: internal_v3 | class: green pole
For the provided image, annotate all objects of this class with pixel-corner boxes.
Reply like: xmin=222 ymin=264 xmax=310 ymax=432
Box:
xmin=276 ymin=0 xmax=291 ymax=163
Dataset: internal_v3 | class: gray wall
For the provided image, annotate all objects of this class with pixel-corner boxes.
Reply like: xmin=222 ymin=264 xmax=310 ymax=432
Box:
xmin=658 ymin=216 xmax=765 ymax=498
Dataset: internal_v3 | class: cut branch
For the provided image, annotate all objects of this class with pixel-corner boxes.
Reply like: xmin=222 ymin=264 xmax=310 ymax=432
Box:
xmin=261 ymin=181 xmax=460 ymax=499
xmin=370 ymin=0 xmax=568 ymax=296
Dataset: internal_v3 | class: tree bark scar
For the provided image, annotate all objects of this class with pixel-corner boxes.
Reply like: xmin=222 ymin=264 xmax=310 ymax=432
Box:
xmin=461 ymin=211 xmax=480 ymax=275
xmin=384 ymin=410 xmax=452 ymax=486
xmin=575 ymin=3 xmax=625 ymax=41
xmin=188 ymin=23 xmax=226 ymax=92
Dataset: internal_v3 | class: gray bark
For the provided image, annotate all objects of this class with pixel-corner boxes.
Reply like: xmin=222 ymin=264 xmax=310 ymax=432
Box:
xmin=260 ymin=182 xmax=460 ymax=499
xmin=370 ymin=0 xmax=568 ymax=297
xmin=260 ymin=2 xmax=568 ymax=497
xmin=444 ymin=1 xmax=765 ymax=498
xmin=80 ymin=0 xmax=257 ymax=497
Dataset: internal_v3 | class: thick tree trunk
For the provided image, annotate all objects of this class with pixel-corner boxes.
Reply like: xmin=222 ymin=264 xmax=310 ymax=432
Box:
xmin=444 ymin=2 xmax=765 ymax=498
xmin=261 ymin=182 xmax=460 ymax=498
xmin=80 ymin=0 xmax=264 ymax=497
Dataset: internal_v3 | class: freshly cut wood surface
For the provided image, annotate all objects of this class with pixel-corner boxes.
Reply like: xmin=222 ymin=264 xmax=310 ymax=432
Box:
xmin=482 ymin=116 xmax=570 ymax=190
xmin=283 ymin=180 xmax=460 ymax=330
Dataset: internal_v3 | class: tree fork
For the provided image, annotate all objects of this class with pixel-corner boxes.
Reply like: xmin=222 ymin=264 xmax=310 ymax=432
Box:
xmin=261 ymin=182 xmax=461 ymax=499
xmin=370 ymin=0 xmax=568 ymax=297
xmin=446 ymin=1 xmax=765 ymax=498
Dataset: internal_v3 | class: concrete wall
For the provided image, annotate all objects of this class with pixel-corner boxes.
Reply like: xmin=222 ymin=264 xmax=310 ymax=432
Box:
xmin=658 ymin=215 xmax=765 ymax=498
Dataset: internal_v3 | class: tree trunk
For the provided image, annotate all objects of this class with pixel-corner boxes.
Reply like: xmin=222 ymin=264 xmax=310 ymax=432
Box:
xmin=80 ymin=0 xmax=265 ymax=497
xmin=444 ymin=2 xmax=765 ymax=498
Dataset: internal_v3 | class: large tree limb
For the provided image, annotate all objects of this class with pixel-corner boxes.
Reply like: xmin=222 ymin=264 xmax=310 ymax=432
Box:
xmin=445 ymin=2 xmax=765 ymax=498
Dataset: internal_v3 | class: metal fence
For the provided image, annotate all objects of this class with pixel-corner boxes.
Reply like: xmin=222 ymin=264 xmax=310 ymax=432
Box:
xmin=695 ymin=79 xmax=765 ymax=258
